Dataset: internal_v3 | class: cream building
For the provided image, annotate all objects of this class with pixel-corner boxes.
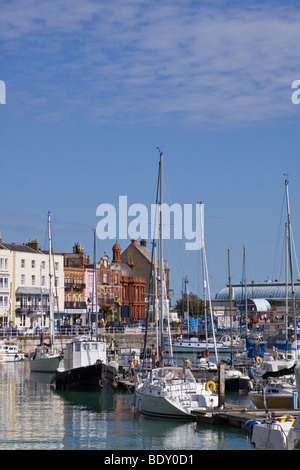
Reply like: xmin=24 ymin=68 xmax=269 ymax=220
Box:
xmin=0 ymin=239 xmax=64 ymax=330
xmin=0 ymin=248 xmax=13 ymax=327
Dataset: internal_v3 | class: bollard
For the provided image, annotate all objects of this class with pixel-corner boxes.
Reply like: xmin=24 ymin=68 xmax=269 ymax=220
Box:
xmin=218 ymin=362 xmax=225 ymax=408
xmin=293 ymin=391 xmax=298 ymax=409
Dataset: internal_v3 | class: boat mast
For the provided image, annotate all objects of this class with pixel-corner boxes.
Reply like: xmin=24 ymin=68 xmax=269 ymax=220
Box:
xmin=285 ymin=179 xmax=298 ymax=362
xmin=94 ymin=229 xmax=98 ymax=339
xmin=228 ymin=248 xmax=233 ymax=363
xmin=200 ymin=203 xmax=208 ymax=349
xmin=158 ymin=150 xmax=164 ymax=364
xmin=48 ymin=211 xmax=54 ymax=352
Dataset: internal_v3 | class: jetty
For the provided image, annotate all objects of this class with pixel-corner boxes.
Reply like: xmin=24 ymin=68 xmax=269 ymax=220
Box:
xmin=192 ymin=405 xmax=300 ymax=427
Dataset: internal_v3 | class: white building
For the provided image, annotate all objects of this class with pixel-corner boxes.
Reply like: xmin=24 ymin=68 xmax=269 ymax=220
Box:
xmin=0 ymin=239 xmax=64 ymax=330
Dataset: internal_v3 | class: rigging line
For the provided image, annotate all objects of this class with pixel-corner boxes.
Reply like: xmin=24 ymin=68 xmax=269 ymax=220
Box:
xmin=291 ymin=227 xmax=300 ymax=280
xmin=272 ymin=185 xmax=286 ymax=281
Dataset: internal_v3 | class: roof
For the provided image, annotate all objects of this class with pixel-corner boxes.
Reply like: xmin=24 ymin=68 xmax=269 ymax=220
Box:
xmin=112 ymin=261 xmax=135 ymax=277
xmin=0 ymin=243 xmax=39 ymax=254
xmin=215 ymin=281 xmax=300 ymax=300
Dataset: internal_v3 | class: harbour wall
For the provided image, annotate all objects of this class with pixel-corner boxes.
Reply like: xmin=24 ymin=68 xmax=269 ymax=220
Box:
xmin=2 ymin=331 xmax=158 ymax=356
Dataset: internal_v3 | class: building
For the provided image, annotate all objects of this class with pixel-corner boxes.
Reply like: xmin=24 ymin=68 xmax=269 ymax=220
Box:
xmin=112 ymin=242 xmax=147 ymax=321
xmin=97 ymin=250 xmax=122 ymax=323
xmin=0 ymin=244 xmax=13 ymax=327
xmin=213 ymin=281 xmax=300 ymax=321
xmin=58 ymin=243 xmax=88 ymax=326
xmin=0 ymin=238 xmax=64 ymax=329
xmin=121 ymin=238 xmax=170 ymax=321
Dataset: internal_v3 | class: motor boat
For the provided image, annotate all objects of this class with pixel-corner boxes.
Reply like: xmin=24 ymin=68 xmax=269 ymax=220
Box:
xmin=0 ymin=344 xmax=24 ymax=362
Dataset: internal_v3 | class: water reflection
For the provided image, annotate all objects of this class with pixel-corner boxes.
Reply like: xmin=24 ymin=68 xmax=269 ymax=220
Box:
xmin=0 ymin=360 xmax=252 ymax=450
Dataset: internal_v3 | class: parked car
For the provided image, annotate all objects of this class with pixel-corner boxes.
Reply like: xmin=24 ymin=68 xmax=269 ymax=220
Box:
xmin=23 ymin=327 xmax=36 ymax=336
xmin=105 ymin=321 xmax=125 ymax=333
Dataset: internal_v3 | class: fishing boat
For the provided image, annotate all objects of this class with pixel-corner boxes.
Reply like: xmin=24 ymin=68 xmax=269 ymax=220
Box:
xmin=30 ymin=212 xmax=62 ymax=373
xmin=53 ymin=336 xmax=119 ymax=392
xmin=0 ymin=344 xmax=24 ymax=362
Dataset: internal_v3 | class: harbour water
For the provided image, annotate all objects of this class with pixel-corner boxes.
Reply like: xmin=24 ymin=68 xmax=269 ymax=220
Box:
xmin=0 ymin=360 xmax=254 ymax=451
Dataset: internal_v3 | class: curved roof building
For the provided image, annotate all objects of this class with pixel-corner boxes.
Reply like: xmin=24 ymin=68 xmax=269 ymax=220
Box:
xmin=215 ymin=281 xmax=300 ymax=301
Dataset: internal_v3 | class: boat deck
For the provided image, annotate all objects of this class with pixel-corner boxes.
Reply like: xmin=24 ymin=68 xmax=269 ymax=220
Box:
xmin=192 ymin=404 xmax=300 ymax=427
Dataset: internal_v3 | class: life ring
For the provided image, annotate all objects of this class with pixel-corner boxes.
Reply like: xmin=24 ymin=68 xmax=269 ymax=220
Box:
xmin=256 ymin=356 xmax=262 ymax=364
xmin=174 ymin=370 xmax=184 ymax=378
xmin=206 ymin=380 xmax=216 ymax=392
xmin=280 ymin=415 xmax=295 ymax=423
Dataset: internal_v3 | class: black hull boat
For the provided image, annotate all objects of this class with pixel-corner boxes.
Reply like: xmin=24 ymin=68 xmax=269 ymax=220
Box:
xmin=52 ymin=336 xmax=119 ymax=392
xmin=54 ymin=361 xmax=118 ymax=392
xmin=225 ymin=376 xmax=250 ymax=392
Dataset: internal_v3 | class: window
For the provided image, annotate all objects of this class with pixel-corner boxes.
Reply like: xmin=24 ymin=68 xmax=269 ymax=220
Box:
xmin=0 ymin=296 xmax=8 ymax=307
xmin=55 ymin=262 xmax=59 ymax=272
xmin=0 ymin=258 xmax=8 ymax=270
xmin=21 ymin=274 xmax=25 ymax=286
xmin=41 ymin=276 xmax=45 ymax=287
xmin=31 ymin=275 xmax=35 ymax=286
xmin=31 ymin=260 xmax=35 ymax=269
xmin=21 ymin=259 xmax=25 ymax=269
xmin=0 ymin=277 xmax=8 ymax=289
xmin=103 ymin=273 xmax=108 ymax=284
xmin=41 ymin=261 xmax=45 ymax=270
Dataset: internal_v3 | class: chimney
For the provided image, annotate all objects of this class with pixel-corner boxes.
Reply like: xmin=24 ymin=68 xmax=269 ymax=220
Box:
xmin=27 ymin=239 xmax=39 ymax=251
xmin=131 ymin=239 xmax=137 ymax=246
xmin=140 ymin=239 xmax=147 ymax=247
xmin=128 ymin=260 xmax=135 ymax=272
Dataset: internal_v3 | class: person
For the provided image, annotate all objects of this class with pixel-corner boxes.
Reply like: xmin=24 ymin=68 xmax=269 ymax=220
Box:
xmin=130 ymin=360 xmax=135 ymax=379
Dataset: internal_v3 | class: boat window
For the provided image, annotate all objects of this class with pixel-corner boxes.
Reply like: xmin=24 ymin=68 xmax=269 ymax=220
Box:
xmin=74 ymin=343 xmax=80 ymax=352
xmin=82 ymin=343 xmax=89 ymax=351
xmin=91 ymin=343 xmax=98 ymax=351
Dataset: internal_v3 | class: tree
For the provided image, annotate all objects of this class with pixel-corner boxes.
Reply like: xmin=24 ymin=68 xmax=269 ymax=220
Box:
xmin=175 ymin=293 xmax=205 ymax=317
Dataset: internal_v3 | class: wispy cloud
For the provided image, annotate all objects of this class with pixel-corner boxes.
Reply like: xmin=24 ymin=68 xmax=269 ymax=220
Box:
xmin=1 ymin=0 xmax=300 ymax=126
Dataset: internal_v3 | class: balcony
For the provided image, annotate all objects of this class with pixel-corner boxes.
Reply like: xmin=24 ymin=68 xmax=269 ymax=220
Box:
xmin=65 ymin=301 xmax=86 ymax=309
xmin=64 ymin=283 xmax=86 ymax=289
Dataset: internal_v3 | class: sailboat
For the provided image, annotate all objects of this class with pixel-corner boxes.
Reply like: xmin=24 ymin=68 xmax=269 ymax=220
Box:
xmin=134 ymin=151 xmax=218 ymax=419
xmin=249 ymin=179 xmax=299 ymax=408
xmin=30 ymin=212 xmax=62 ymax=373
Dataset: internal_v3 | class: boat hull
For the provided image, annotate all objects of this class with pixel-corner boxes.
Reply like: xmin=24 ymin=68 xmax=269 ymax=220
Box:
xmin=29 ymin=355 xmax=62 ymax=373
xmin=225 ymin=377 xmax=250 ymax=392
xmin=248 ymin=393 xmax=297 ymax=409
xmin=0 ymin=354 xmax=24 ymax=362
xmin=54 ymin=362 xmax=118 ymax=392
xmin=134 ymin=390 xmax=194 ymax=419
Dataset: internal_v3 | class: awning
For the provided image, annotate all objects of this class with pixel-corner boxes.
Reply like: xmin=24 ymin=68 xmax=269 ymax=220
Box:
xmin=250 ymin=298 xmax=271 ymax=312
xmin=16 ymin=287 xmax=50 ymax=295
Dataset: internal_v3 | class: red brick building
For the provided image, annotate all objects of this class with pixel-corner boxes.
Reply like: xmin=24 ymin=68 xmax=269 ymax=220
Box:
xmin=112 ymin=242 xmax=146 ymax=321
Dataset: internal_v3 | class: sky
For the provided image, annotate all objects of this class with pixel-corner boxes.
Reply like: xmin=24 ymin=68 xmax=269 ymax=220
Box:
xmin=1 ymin=0 xmax=300 ymax=303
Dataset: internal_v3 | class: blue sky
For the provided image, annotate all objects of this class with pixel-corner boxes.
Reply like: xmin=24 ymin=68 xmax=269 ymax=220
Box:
xmin=1 ymin=0 xmax=300 ymax=302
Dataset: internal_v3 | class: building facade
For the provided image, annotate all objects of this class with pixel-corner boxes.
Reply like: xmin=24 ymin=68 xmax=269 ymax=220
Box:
xmin=0 ymin=239 xmax=64 ymax=329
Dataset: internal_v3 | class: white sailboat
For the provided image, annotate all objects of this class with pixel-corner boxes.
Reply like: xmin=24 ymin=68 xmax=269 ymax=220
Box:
xmin=30 ymin=212 xmax=62 ymax=373
xmin=134 ymin=151 xmax=218 ymax=419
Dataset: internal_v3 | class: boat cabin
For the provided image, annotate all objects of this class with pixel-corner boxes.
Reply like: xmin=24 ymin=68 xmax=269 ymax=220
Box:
xmin=62 ymin=339 xmax=107 ymax=370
